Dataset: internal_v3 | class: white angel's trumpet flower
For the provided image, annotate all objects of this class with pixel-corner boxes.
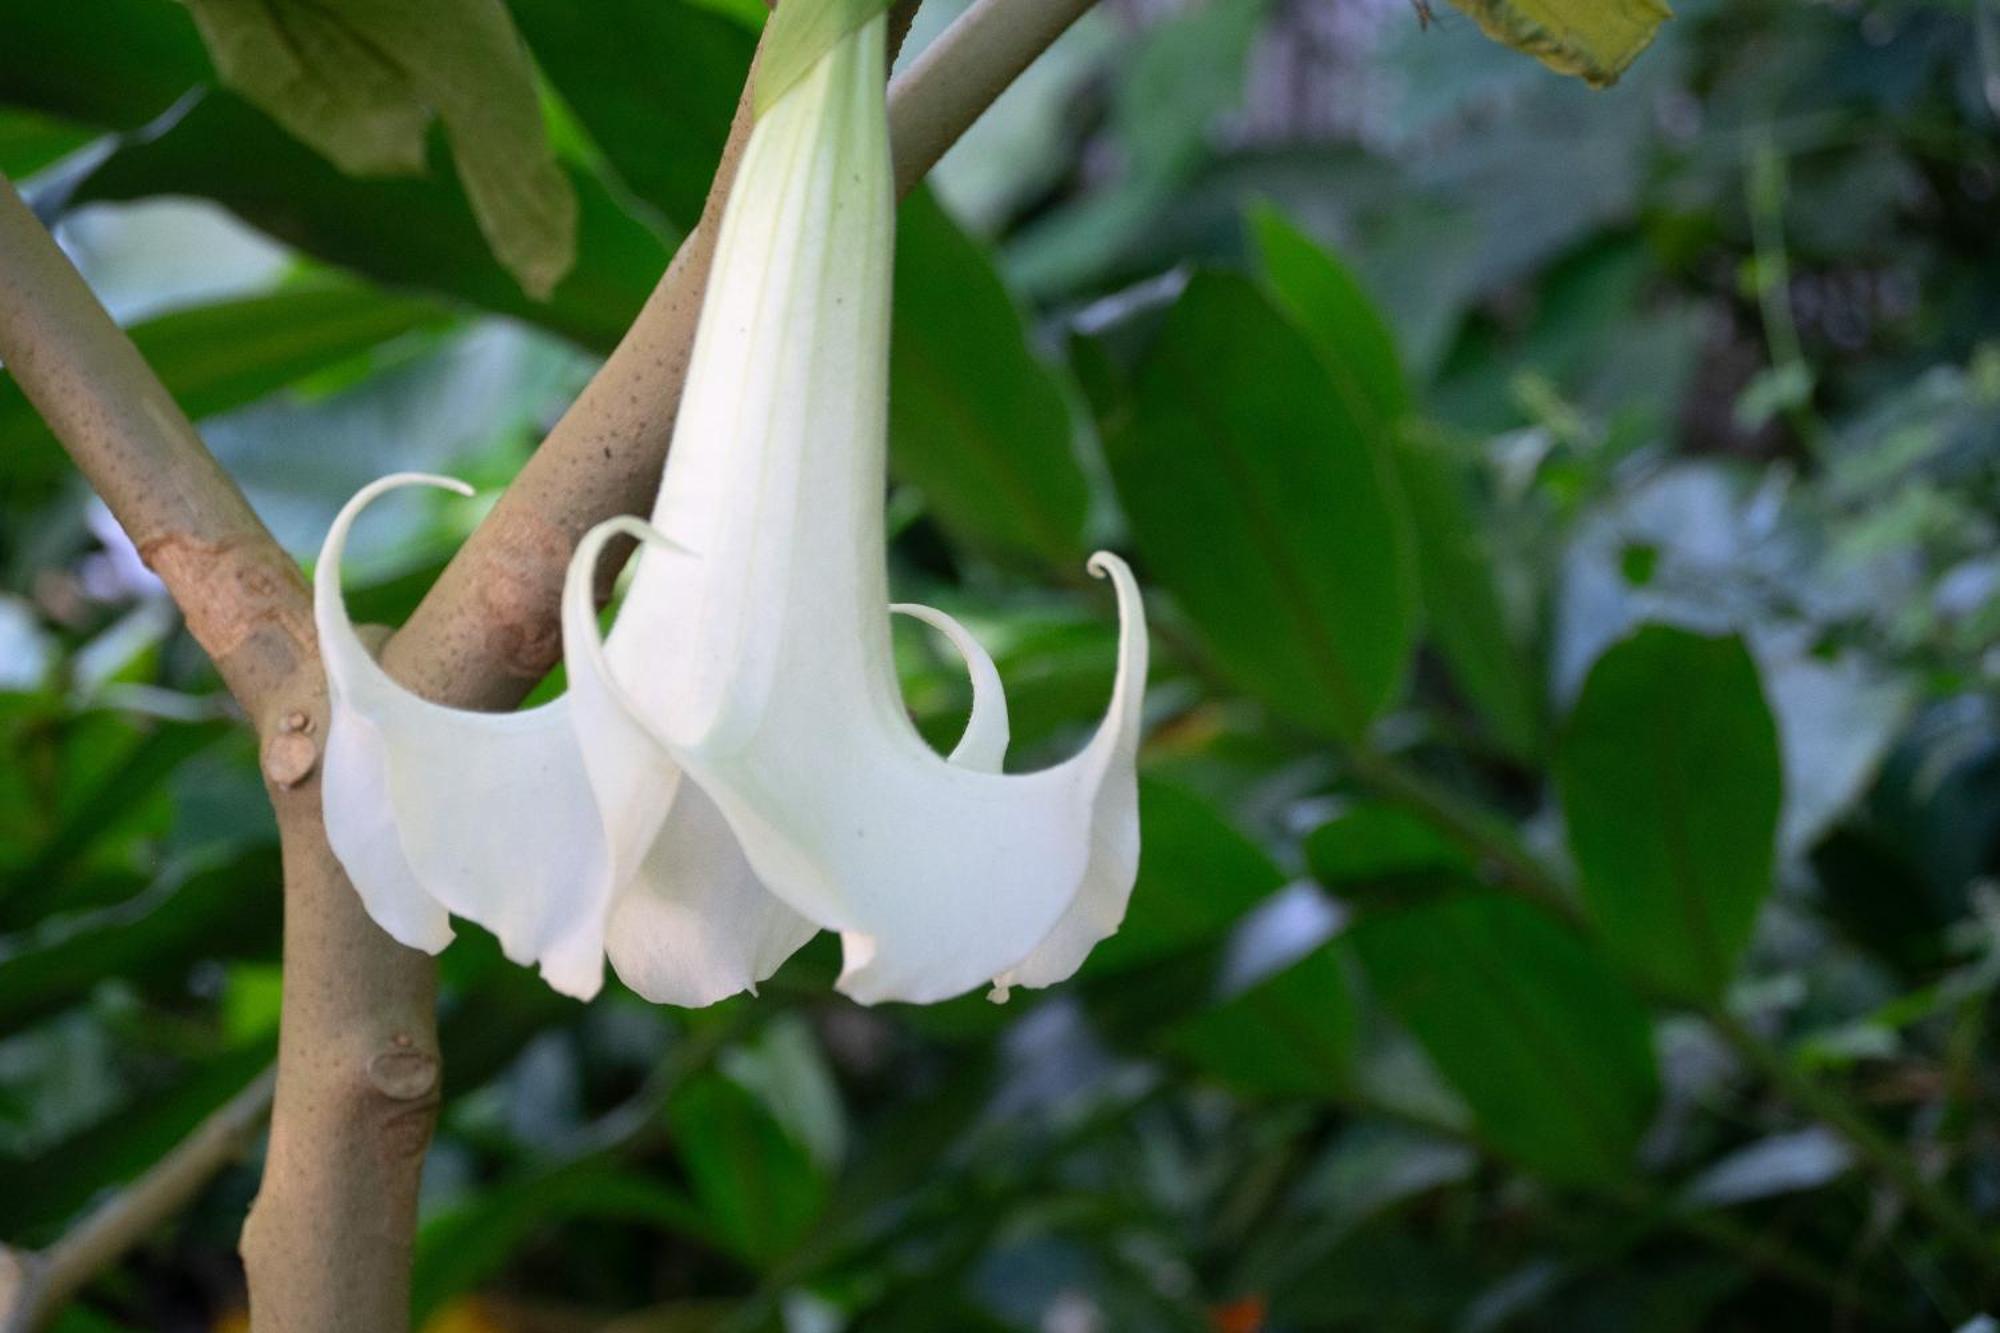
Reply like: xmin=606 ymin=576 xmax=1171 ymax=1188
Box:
xmin=570 ymin=15 xmax=1148 ymax=1005
xmin=316 ymin=477 xmax=1017 ymax=1001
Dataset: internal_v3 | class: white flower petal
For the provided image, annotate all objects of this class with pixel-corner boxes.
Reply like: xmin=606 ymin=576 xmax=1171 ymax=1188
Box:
xmin=316 ymin=473 xmax=626 ymax=999
xmin=564 ymin=518 xmax=818 ymax=1006
xmin=588 ymin=21 xmax=1149 ymax=1006
xmin=890 ymin=602 xmax=1009 ymax=772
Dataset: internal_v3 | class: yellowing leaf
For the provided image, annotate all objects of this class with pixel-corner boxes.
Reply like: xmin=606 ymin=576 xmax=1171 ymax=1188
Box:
xmin=184 ymin=0 xmax=577 ymax=297
xmin=1447 ymin=0 xmax=1671 ymax=87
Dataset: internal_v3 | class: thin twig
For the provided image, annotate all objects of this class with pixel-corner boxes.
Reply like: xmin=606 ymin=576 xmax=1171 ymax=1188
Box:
xmin=2 ymin=1067 xmax=276 ymax=1333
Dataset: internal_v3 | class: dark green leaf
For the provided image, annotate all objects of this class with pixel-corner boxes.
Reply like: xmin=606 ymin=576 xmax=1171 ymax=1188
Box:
xmin=1167 ymin=949 xmax=1358 ymax=1099
xmin=1303 ymin=802 xmax=1470 ymax=889
xmin=506 ymin=0 xmax=754 ymax=232
xmin=1251 ymin=208 xmax=1543 ymax=757
xmin=69 ymin=94 xmax=665 ymax=351
xmin=891 ymin=188 xmax=1091 ymax=566
xmin=1390 ymin=427 xmax=1545 ymax=758
xmin=1557 ymin=625 xmax=1781 ymax=1004
xmin=0 ymin=0 xmax=208 ymax=131
xmin=0 ymin=1040 xmax=273 ymax=1238
xmin=413 ymin=1161 xmax=708 ymax=1320
xmin=667 ymin=1071 xmax=827 ymax=1267
xmin=1351 ymin=893 xmax=1658 ymax=1185
xmin=1102 ymin=271 xmax=1417 ymax=739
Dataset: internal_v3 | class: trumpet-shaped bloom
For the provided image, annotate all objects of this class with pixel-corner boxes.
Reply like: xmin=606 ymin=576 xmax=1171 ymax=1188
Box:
xmin=572 ymin=16 xmax=1148 ymax=1004
xmin=314 ymin=15 xmax=1147 ymax=1007
xmin=315 ymin=479 xmax=1020 ymax=1002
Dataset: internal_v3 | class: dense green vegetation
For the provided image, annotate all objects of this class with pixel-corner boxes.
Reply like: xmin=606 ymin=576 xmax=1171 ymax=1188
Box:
xmin=1 ymin=0 xmax=1996 ymax=1327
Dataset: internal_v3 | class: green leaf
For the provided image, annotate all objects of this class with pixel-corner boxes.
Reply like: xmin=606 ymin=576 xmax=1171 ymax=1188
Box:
xmin=1085 ymin=778 xmax=1284 ymax=975
xmin=0 ymin=108 xmax=93 ymax=179
xmin=1446 ymin=0 xmax=1671 ymax=88
xmin=1557 ymin=625 xmax=1781 ymax=1004
xmin=182 ymin=0 xmax=577 ymax=296
xmin=668 ymin=1071 xmax=827 ymax=1267
xmin=891 ymin=189 xmax=1091 ymax=566
xmin=755 ymin=0 xmax=894 ymax=115
xmin=413 ymin=1161 xmax=709 ymax=1321
xmin=1351 ymin=893 xmax=1659 ymax=1185
xmin=1303 ymin=802 xmax=1470 ymax=890
xmin=506 ymin=0 xmax=755 ymax=232
xmin=1249 ymin=203 xmax=1409 ymax=427
xmin=1167 ymin=949 xmax=1358 ymax=1099
xmin=1251 ymin=207 xmax=1543 ymax=757
xmin=0 ymin=283 xmax=452 ymax=492
xmin=1102 ymin=271 xmax=1418 ymax=739
xmin=0 ymin=0 xmax=208 ymax=132
xmin=68 ymin=95 xmax=666 ymax=352
xmin=1390 ymin=427 xmax=1545 ymax=758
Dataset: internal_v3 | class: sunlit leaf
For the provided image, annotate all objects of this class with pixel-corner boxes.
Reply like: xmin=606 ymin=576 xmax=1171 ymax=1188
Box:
xmin=1447 ymin=0 xmax=1671 ymax=87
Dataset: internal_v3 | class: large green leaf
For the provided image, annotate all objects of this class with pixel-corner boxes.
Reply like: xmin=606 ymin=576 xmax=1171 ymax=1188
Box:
xmin=667 ymin=1071 xmax=828 ymax=1267
xmin=1167 ymin=949 xmax=1358 ymax=1099
xmin=0 ymin=0 xmax=207 ymax=131
xmin=0 ymin=283 xmax=451 ymax=491
xmin=506 ymin=0 xmax=755 ymax=233
xmin=1351 ymin=893 xmax=1659 ymax=1186
xmin=1102 ymin=271 xmax=1417 ymax=739
xmin=1251 ymin=207 xmax=1544 ymax=757
xmin=1557 ymin=625 xmax=1781 ymax=1004
xmin=1448 ymin=0 xmax=1671 ymax=87
xmin=182 ymin=0 xmax=576 ymax=295
xmin=890 ymin=188 xmax=1092 ymax=566
xmin=69 ymin=94 xmax=665 ymax=351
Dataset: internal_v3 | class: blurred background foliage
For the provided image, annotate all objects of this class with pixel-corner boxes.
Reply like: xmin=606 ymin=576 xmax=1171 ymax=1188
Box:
xmin=2 ymin=0 xmax=1999 ymax=1328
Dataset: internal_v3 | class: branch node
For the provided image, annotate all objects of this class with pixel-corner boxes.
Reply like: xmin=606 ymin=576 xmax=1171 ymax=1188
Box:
xmin=260 ymin=730 xmax=320 ymax=789
xmin=367 ymin=1042 xmax=440 ymax=1103
xmin=139 ymin=533 xmax=312 ymax=666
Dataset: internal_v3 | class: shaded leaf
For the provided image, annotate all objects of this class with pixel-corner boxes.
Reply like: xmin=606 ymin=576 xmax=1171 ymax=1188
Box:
xmin=667 ymin=1071 xmax=827 ymax=1267
xmin=1167 ymin=949 xmax=1358 ymax=1099
xmin=506 ymin=0 xmax=755 ymax=231
xmin=69 ymin=94 xmax=664 ymax=351
xmin=1303 ymin=802 xmax=1470 ymax=890
xmin=1102 ymin=271 xmax=1417 ymax=739
xmin=891 ymin=188 xmax=1091 ymax=566
xmin=183 ymin=0 xmax=577 ymax=295
xmin=1251 ymin=207 xmax=1542 ymax=755
xmin=1557 ymin=625 xmax=1780 ymax=1003
xmin=1351 ymin=892 xmax=1658 ymax=1185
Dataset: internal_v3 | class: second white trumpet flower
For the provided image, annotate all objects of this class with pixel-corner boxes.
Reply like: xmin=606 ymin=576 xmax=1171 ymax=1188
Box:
xmin=314 ymin=11 xmax=1149 ymax=1006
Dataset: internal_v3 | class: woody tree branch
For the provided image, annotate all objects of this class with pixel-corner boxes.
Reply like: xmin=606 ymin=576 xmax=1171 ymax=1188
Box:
xmin=0 ymin=174 xmax=445 ymax=1333
xmin=0 ymin=0 xmax=1102 ymax=1326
